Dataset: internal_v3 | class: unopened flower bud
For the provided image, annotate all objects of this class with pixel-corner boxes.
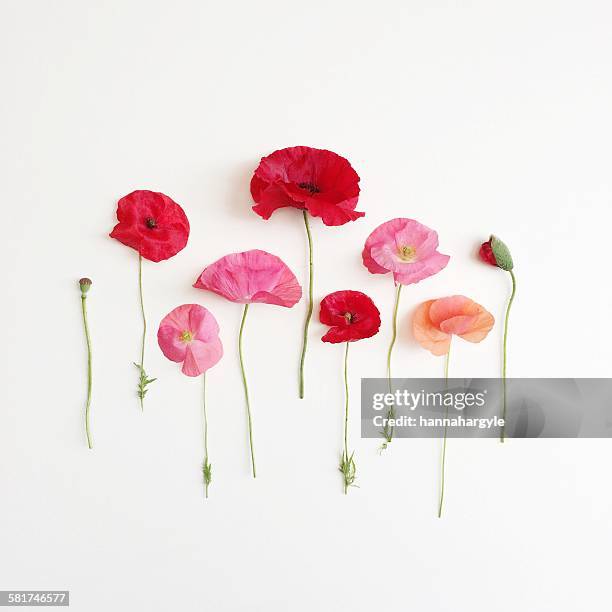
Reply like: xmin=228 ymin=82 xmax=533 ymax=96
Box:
xmin=479 ymin=235 xmax=513 ymax=271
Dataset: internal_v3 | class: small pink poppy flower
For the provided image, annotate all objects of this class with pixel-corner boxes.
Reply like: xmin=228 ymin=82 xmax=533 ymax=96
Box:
xmin=157 ymin=304 xmax=223 ymax=377
xmin=413 ymin=295 xmax=495 ymax=356
xmin=362 ymin=218 xmax=450 ymax=285
xmin=157 ymin=304 xmax=222 ymax=499
xmin=193 ymin=249 xmax=302 ymax=307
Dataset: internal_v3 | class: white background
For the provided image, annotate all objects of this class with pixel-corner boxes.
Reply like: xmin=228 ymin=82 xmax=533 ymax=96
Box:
xmin=1 ymin=1 xmax=611 ymax=610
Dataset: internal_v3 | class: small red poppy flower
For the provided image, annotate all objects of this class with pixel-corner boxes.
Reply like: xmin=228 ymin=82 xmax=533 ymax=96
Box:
xmin=319 ymin=290 xmax=381 ymax=344
xmin=110 ymin=190 xmax=190 ymax=262
xmin=250 ymin=146 xmax=363 ymax=227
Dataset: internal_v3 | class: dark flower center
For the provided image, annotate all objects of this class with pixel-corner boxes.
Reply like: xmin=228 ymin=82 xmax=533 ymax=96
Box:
xmin=298 ymin=182 xmax=320 ymax=194
xmin=344 ymin=312 xmax=354 ymax=324
xmin=145 ymin=217 xmax=157 ymax=229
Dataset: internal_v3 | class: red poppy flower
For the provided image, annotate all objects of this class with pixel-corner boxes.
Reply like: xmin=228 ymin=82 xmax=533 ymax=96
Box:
xmin=110 ymin=190 xmax=190 ymax=262
xmin=319 ymin=290 xmax=381 ymax=343
xmin=250 ymin=146 xmax=363 ymax=227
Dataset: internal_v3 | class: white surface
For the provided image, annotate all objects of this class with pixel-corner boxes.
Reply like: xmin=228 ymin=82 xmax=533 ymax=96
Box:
xmin=1 ymin=1 xmax=611 ymax=610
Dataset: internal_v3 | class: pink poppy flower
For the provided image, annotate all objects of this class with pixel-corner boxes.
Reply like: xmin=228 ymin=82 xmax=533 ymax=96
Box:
xmin=193 ymin=249 xmax=302 ymax=307
xmin=193 ymin=249 xmax=302 ymax=479
xmin=157 ymin=304 xmax=223 ymax=499
xmin=362 ymin=218 xmax=450 ymax=450
xmin=362 ymin=218 xmax=449 ymax=285
xmin=412 ymin=295 xmax=494 ymax=356
xmin=157 ymin=304 xmax=223 ymax=377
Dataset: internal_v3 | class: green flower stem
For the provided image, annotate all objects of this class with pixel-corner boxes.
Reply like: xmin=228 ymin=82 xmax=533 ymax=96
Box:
xmin=344 ymin=342 xmax=350 ymax=462
xmin=381 ymin=283 xmax=402 ymax=448
xmin=202 ymin=372 xmax=212 ymax=499
xmin=386 ymin=283 xmax=402 ymax=384
xmin=139 ymin=253 xmax=146 ymax=382
xmin=438 ymin=342 xmax=451 ymax=518
xmin=299 ymin=210 xmax=314 ymax=399
xmin=500 ymin=270 xmax=517 ymax=443
xmin=239 ymin=304 xmax=256 ymax=478
xmin=81 ymin=293 xmax=93 ymax=450
xmin=135 ymin=255 xmax=155 ymax=407
xmin=339 ymin=342 xmax=356 ymax=494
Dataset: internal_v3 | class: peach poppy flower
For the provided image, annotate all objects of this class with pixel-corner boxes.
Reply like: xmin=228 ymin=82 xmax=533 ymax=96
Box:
xmin=413 ymin=296 xmax=495 ymax=356
xmin=414 ymin=295 xmax=494 ymax=518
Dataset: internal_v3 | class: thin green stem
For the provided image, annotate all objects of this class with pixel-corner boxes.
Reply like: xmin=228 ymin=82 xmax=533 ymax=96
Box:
xmin=500 ymin=270 xmax=516 ymax=443
xmin=386 ymin=283 xmax=402 ymax=384
xmin=339 ymin=342 xmax=356 ymax=494
xmin=438 ymin=343 xmax=451 ymax=518
xmin=239 ymin=304 xmax=256 ymax=478
xmin=81 ymin=296 xmax=93 ymax=449
xmin=343 ymin=342 xmax=350 ymax=460
xmin=382 ymin=283 xmax=402 ymax=447
xmin=299 ymin=211 xmax=314 ymax=399
xmin=202 ymin=372 xmax=211 ymax=499
xmin=138 ymin=254 xmax=146 ymax=410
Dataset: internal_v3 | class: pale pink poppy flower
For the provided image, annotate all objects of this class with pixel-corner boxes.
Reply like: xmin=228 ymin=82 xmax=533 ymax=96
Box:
xmin=193 ymin=249 xmax=302 ymax=479
xmin=193 ymin=249 xmax=302 ymax=307
xmin=413 ymin=295 xmax=495 ymax=356
xmin=157 ymin=304 xmax=223 ymax=377
xmin=362 ymin=218 xmax=450 ymax=285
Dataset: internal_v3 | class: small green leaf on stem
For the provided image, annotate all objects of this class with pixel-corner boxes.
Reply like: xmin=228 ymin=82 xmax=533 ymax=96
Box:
xmin=202 ymin=458 xmax=212 ymax=498
xmin=134 ymin=362 xmax=156 ymax=399
xmin=339 ymin=450 xmax=357 ymax=494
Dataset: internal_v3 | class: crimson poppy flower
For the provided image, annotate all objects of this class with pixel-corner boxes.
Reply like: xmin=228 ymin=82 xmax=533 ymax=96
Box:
xmin=319 ymin=290 xmax=380 ymax=494
xmin=251 ymin=146 xmax=364 ymax=399
xmin=251 ymin=146 xmax=363 ymax=226
xmin=110 ymin=190 xmax=190 ymax=262
xmin=110 ymin=189 xmax=190 ymax=409
xmin=319 ymin=290 xmax=381 ymax=344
